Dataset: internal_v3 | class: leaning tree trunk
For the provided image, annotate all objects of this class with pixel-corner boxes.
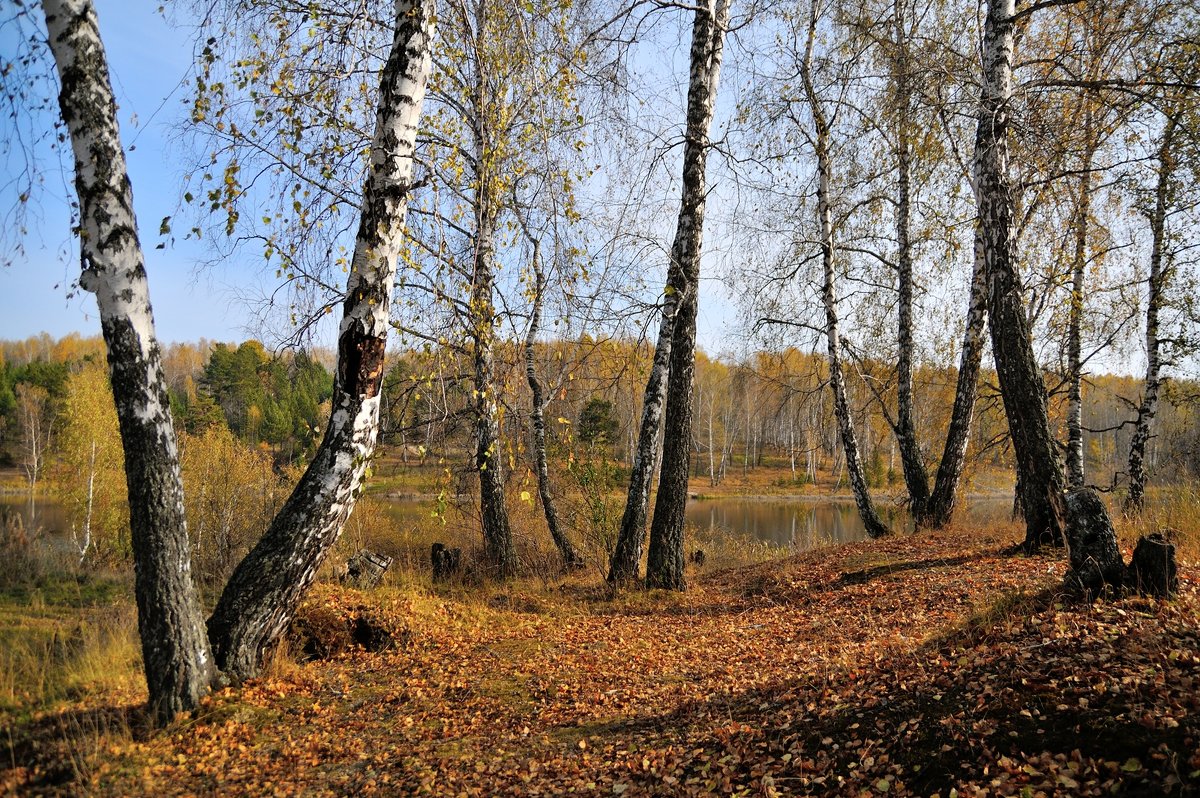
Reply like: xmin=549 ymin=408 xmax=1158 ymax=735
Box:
xmin=1065 ymin=136 xmax=1097 ymax=490
xmin=974 ymin=0 xmax=1067 ymax=551
xmin=889 ymin=0 xmax=932 ymax=523
xmin=207 ymin=0 xmax=435 ymax=681
xmin=799 ymin=3 xmax=889 ymax=540
xmin=523 ymin=237 xmax=584 ymax=569
xmin=43 ymin=0 xmax=214 ymax=724
xmin=645 ymin=0 xmax=729 ymax=592
xmin=1126 ymin=113 xmax=1178 ymax=512
xmin=608 ymin=9 xmax=732 ymax=586
xmin=607 ymin=297 xmax=675 ymax=584
xmin=924 ymin=246 xmax=988 ymax=528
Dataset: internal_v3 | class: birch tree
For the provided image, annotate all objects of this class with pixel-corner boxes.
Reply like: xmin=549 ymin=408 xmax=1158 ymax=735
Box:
xmin=1126 ymin=34 xmax=1200 ymax=509
xmin=645 ymin=0 xmax=730 ymax=591
xmin=55 ymin=360 xmax=127 ymax=564
xmin=973 ymin=0 xmax=1069 ymax=550
xmin=1124 ymin=113 xmax=1178 ymax=510
xmin=521 ymin=224 xmax=585 ymax=569
xmin=40 ymin=0 xmax=215 ymax=721
xmin=607 ymin=0 xmax=729 ymax=586
xmin=208 ymin=0 xmax=436 ymax=679
xmin=797 ymin=0 xmax=889 ymax=539
xmin=35 ymin=0 xmax=436 ymax=709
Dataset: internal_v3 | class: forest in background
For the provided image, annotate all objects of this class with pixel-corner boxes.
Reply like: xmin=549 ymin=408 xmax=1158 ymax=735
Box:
xmin=3 ymin=331 xmax=1199 ymax=579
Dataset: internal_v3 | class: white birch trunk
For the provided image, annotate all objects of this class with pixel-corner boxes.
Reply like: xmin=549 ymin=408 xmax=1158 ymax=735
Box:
xmin=42 ymin=0 xmax=214 ymax=722
xmin=208 ymin=0 xmax=435 ymax=680
xmin=799 ymin=0 xmax=888 ymax=538
xmin=1126 ymin=113 xmax=1179 ymax=511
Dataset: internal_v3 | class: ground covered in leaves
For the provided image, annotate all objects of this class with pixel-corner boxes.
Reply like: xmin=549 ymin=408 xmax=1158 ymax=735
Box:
xmin=5 ymin=525 xmax=1199 ymax=796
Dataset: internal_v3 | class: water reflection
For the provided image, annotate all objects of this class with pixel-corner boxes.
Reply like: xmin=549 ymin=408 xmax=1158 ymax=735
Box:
xmin=0 ymin=495 xmax=68 ymax=536
xmin=685 ymin=497 xmax=1011 ymax=551
xmin=3 ymin=493 xmax=1012 ymax=558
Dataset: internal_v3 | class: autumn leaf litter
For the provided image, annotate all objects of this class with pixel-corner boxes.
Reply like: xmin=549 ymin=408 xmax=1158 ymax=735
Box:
xmin=6 ymin=526 xmax=1198 ymax=796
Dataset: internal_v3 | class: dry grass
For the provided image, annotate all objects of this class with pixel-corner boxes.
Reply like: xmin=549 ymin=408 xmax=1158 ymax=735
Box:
xmin=1114 ymin=484 xmax=1200 ymax=562
xmin=0 ymin=578 xmax=141 ymax=718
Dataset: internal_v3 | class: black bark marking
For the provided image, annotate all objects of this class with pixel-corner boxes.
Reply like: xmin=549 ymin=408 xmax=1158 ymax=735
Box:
xmin=339 ymin=331 xmax=386 ymax=400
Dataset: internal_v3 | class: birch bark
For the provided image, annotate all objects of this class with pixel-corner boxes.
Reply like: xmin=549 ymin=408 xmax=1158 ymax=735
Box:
xmin=1126 ymin=113 xmax=1179 ymax=511
xmin=608 ymin=0 xmax=728 ymax=586
xmin=924 ymin=249 xmax=988 ymax=527
xmin=207 ymin=0 xmax=435 ymax=680
xmin=1065 ymin=128 xmax=1097 ymax=490
xmin=889 ymin=0 xmax=932 ymax=523
xmin=973 ymin=0 xmax=1067 ymax=550
xmin=799 ymin=0 xmax=889 ymax=540
xmin=645 ymin=0 xmax=729 ymax=591
xmin=42 ymin=0 xmax=214 ymax=722
xmin=523 ymin=236 xmax=584 ymax=569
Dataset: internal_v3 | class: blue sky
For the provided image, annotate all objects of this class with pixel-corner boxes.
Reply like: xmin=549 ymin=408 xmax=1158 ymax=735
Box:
xmin=0 ymin=1 xmax=739 ymax=353
xmin=0 ymin=1 xmax=295 ymax=346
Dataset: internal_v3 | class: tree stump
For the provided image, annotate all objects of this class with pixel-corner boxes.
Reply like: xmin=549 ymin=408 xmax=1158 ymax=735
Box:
xmin=1127 ymin=532 xmax=1178 ymax=598
xmin=1063 ymin=488 xmax=1124 ymax=597
xmin=341 ymin=550 xmax=393 ymax=589
xmin=431 ymin=543 xmax=463 ymax=583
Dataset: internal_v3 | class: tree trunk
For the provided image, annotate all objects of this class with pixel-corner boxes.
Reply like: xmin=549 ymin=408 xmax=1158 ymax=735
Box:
xmin=607 ymin=306 xmax=673 ymax=584
xmin=973 ymin=0 xmax=1067 ymax=551
xmin=924 ymin=251 xmax=988 ymax=528
xmin=1126 ymin=114 xmax=1178 ymax=512
xmin=43 ymin=0 xmax=214 ymax=723
xmin=1063 ymin=488 xmax=1124 ymax=597
xmin=608 ymin=2 xmax=727 ymax=588
xmin=890 ymin=0 xmax=931 ymax=523
xmin=472 ymin=205 xmax=517 ymax=577
xmin=1065 ymin=136 xmax=1096 ymax=490
xmin=645 ymin=0 xmax=729 ymax=592
xmin=800 ymin=1 xmax=889 ymax=540
xmin=207 ymin=0 xmax=435 ymax=681
xmin=524 ymin=237 xmax=584 ymax=569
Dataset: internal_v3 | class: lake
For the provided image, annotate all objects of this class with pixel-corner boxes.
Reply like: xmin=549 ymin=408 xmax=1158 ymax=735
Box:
xmin=4 ymin=493 xmax=1015 ymax=557
xmin=683 ymin=495 xmax=1013 ymax=549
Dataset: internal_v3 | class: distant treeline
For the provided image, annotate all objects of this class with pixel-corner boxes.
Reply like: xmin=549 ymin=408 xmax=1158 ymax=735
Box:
xmin=3 ymin=333 xmax=1197 ymax=496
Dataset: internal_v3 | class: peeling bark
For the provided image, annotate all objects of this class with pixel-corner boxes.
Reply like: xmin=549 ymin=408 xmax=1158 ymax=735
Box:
xmin=973 ymin=0 xmax=1067 ymax=551
xmin=43 ymin=0 xmax=214 ymax=723
xmin=646 ymin=0 xmax=729 ymax=592
xmin=208 ymin=0 xmax=435 ymax=681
